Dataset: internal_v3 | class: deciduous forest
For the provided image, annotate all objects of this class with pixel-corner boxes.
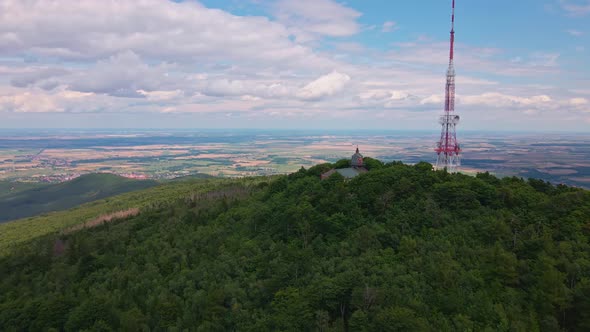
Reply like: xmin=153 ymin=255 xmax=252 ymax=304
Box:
xmin=1 ymin=161 xmax=589 ymax=331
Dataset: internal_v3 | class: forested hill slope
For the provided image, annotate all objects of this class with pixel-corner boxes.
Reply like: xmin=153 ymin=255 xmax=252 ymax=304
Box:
xmin=1 ymin=162 xmax=589 ymax=331
xmin=0 ymin=173 xmax=158 ymax=223
xmin=0 ymin=176 xmax=259 ymax=257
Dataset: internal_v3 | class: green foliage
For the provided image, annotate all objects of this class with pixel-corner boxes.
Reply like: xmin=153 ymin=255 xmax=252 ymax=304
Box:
xmin=363 ymin=157 xmax=384 ymax=170
xmin=0 ymin=162 xmax=589 ymax=331
xmin=333 ymin=159 xmax=351 ymax=169
xmin=0 ymin=173 xmax=159 ymax=222
xmin=0 ymin=176 xmax=267 ymax=257
xmin=64 ymin=297 xmax=115 ymax=331
xmin=0 ymin=180 xmax=43 ymax=199
xmin=307 ymin=163 xmax=334 ymax=177
xmin=413 ymin=161 xmax=433 ymax=172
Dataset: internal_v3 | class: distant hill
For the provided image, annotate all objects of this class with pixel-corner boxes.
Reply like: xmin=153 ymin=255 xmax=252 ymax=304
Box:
xmin=167 ymin=173 xmax=215 ymax=181
xmin=0 ymin=181 xmax=43 ymax=199
xmin=0 ymin=173 xmax=158 ymax=223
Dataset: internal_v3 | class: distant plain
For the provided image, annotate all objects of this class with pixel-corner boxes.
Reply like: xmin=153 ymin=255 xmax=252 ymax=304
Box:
xmin=0 ymin=129 xmax=588 ymax=188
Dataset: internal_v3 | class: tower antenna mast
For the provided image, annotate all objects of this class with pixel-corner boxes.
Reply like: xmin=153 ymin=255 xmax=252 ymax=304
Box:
xmin=435 ymin=0 xmax=461 ymax=172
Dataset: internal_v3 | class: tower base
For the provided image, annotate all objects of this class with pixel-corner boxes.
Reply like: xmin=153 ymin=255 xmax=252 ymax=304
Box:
xmin=435 ymin=153 xmax=460 ymax=173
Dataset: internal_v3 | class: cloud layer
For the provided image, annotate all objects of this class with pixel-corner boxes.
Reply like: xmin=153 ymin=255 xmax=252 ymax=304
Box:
xmin=0 ymin=0 xmax=588 ymax=130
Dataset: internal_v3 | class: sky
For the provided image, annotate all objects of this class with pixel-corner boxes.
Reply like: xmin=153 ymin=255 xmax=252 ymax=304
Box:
xmin=0 ymin=0 xmax=589 ymax=131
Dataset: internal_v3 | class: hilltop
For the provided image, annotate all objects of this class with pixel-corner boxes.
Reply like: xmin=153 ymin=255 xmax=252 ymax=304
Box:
xmin=0 ymin=162 xmax=589 ymax=331
xmin=0 ymin=173 xmax=160 ymax=223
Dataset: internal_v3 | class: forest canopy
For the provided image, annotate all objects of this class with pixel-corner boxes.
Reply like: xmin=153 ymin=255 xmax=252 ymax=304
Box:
xmin=1 ymin=161 xmax=589 ymax=331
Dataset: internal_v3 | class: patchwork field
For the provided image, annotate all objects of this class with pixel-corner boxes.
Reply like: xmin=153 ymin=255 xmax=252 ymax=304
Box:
xmin=0 ymin=130 xmax=588 ymax=188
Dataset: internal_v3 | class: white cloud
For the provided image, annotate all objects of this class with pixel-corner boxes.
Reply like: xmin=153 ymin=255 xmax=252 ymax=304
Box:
xmin=137 ymin=90 xmax=184 ymax=101
xmin=196 ymin=79 xmax=293 ymax=99
xmin=0 ymin=0 xmax=587 ymax=131
xmin=359 ymin=90 xmax=408 ymax=101
xmin=421 ymin=94 xmax=444 ymax=105
xmin=528 ymin=52 xmax=560 ymax=67
xmin=414 ymin=92 xmax=590 ymax=122
xmin=358 ymin=89 xmax=416 ymax=109
xmin=420 ymin=92 xmax=554 ymax=110
xmin=159 ymin=99 xmax=265 ymax=114
xmin=559 ymin=0 xmax=590 ymax=16
xmin=332 ymin=42 xmax=367 ymax=53
xmin=241 ymin=95 xmax=262 ymax=102
xmin=570 ymin=97 xmax=589 ymax=105
xmin=67 ymin=51 xmax=175 ymax=97
xmin=566 ymin=29 xmax=584 ymax=36
xmin=381 ymin=21 xmax=397 ymax=33
xmin=0 ymin=87 xmax=95 ymax=113
xmin=387 ymin=40 xmax=559 ymax=76
xmin=297 ymin=71 xmax=351 ymax=100
xmin=9 ymin=51 xmax=177 ymax=98
xmin=273 ymin=0 xmax=361 ymax=40
xmin=0 ymin=0 xmax=328 ymax=68
xmin=459 ymin=93 xmax=552 ymax=107
xmin=10 ymin=67 xmax=70 ymax=88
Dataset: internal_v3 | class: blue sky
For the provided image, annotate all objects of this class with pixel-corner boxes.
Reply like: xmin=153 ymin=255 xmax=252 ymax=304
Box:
xmin=0 ymin=0 xmax=589 ymax=131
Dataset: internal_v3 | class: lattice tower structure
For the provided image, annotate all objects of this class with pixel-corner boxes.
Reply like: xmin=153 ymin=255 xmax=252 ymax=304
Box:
xmin=435 ymin=0 xmax=461 ymax=172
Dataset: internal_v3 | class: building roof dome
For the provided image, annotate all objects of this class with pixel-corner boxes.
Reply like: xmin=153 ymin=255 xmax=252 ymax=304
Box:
xmin=351 ymin=146 xmax=364 ymax=167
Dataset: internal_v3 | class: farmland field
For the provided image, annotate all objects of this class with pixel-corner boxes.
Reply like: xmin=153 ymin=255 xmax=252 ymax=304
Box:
xmin=0 ymin=129 xmax=588 ymax=188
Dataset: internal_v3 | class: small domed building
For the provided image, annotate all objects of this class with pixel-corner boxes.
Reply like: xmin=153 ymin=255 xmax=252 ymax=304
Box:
xmin=321 ymin=146 xmax=369 ymax=180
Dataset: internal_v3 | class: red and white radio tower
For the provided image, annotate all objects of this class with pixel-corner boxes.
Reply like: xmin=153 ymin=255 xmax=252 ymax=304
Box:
xmin=435 ymin=0 xmax=461 ymax=172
